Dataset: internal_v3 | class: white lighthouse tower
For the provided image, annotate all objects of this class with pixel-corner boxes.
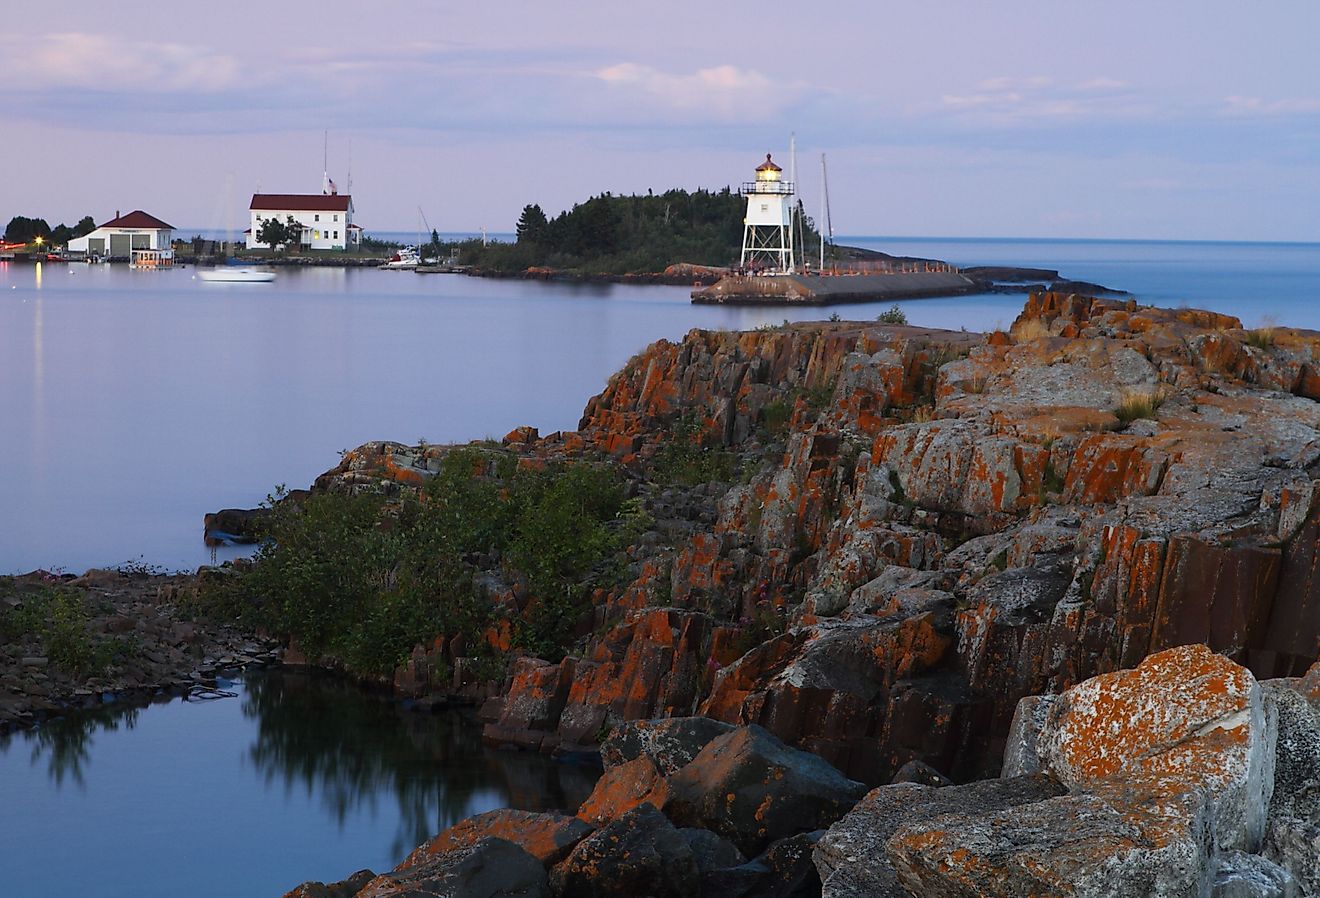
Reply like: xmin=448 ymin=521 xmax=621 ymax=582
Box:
xmin=739 ymin=153 xmax=796 ymax=274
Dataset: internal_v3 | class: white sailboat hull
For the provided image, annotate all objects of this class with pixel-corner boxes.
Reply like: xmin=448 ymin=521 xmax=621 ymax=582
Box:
xmin=198 ymin=267 xmax=277 ymax=283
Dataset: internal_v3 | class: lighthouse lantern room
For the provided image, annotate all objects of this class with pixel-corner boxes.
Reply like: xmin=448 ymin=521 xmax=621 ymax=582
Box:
xmin=739 ymin=153 xmax=796 ymax=274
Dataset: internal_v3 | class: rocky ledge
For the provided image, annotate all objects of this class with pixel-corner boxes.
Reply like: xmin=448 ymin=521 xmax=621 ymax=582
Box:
xmin=306 ymin=292 xmax=1320 ymax=785
xmin=0 ymin=568 xmax=280 ymax=732
xmin=282 ymin=645 xmax=1320 ymax=897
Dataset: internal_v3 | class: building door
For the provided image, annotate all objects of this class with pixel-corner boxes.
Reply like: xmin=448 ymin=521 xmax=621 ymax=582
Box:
xmin=109 ymin=234 xmax=131 ymax=257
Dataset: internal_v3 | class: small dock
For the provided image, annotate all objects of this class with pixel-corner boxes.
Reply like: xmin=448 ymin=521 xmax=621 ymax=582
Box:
xmin=691 ymin=271 xmax=979 ymax=305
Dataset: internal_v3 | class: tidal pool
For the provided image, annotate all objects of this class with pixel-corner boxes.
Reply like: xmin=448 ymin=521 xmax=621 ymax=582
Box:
xmin=0 ymin=670 xmax=597 ymax=897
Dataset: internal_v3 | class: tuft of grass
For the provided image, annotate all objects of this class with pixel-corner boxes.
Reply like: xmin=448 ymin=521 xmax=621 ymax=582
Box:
xmin=1114 ymin=387 xmax=1166 ymax=425
xmin=1011 ymin=318 xmax=1051 ymax=343
xmin=1244 ymin=327 xmax=1275 ymax=351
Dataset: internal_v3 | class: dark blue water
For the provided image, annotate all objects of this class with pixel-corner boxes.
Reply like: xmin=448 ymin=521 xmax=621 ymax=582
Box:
xmin=2 ymin=238 xmax=1317 ymax=574
xmin=0 ymin=671 xmax=596 ymax=898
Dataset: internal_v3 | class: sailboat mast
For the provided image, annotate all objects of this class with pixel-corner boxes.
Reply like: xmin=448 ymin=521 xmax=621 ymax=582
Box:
xmin=788 ymin=133 xmax=797 ymax=274
xmin=821 ymin=153 xmax=834 ymax=272
xmin=819 ymin=155 xmax=826 ymax=271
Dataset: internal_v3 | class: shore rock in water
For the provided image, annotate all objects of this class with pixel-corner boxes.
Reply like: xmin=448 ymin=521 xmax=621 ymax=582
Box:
xmin=663 ymin=724 xmax=868 ymax=855
xmin=397 ymin=809 xmax=593 ymax=869
xmin=550 ymin=803 xmax=698 ymax=898
xmin=355 ymin=837 xmax=547 ymax=898
xmin=282 ymin=870 xmax=375 ymax=898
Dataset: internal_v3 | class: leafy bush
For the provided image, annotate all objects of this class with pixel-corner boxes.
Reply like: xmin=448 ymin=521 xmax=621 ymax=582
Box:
xmin=876 ymin=305 xmax=908 ymax=324
xmin=201 ymin=450 xmax=628 ymax=672
xmin=652 ymin=413 xmax=739 ymax=486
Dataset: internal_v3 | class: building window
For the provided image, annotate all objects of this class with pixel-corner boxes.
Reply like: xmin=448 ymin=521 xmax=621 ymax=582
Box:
xmin=314 ymin=214 xmax=320 ymax=222
xmin=334 ymin=214 xmax=339 ymax=221
xmin=333 ymin=231 xmax=339 ymax=240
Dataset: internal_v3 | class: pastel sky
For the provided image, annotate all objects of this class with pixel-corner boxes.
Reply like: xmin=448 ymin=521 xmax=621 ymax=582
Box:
xmin=2 ymin=0 xmax=1318 ymax=240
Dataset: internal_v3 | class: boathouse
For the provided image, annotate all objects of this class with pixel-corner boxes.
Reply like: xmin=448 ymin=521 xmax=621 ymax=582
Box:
xmin=66 ymin=210 xmax=175 ymax=259
xmin=247 ymin=193 xmax=358 ymax=251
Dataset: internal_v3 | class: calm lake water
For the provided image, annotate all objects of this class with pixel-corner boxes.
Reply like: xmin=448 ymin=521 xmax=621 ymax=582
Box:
xmin=2 ymin=238 xmax=1318 ymax=575
xmin=0 ymin=671 xmax=596 ymax=898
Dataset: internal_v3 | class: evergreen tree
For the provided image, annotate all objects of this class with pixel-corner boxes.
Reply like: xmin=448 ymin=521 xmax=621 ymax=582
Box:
xmin=515 ymin=204 xmax=548 ymax=244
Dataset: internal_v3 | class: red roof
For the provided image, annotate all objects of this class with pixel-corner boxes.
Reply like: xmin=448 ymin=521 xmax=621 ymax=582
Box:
xmin=100 ymin=210 xmax=175 ymax=230
xmin=755 ymin=153 xmax=782 ymax=173
xmin=250 ymin=194 xmax=351 ymax=212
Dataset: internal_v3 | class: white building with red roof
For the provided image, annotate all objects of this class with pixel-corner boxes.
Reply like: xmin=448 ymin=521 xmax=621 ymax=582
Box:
xmin=66 ymin=210 xmax=175 ymax=259
xmin=247 ymin=191 xmax=358 ymax=251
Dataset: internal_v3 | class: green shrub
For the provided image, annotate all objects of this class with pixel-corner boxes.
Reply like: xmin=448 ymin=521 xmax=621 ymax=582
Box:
xmin=760 ymin=399 xmax=792 ymax=436
xmin=200 ymin=450 xmax=629 ymax=672
xmin=876 ymin=305 xmax=908 ymax=325
xmin=652 ymin=413 xmax=739 ymax=486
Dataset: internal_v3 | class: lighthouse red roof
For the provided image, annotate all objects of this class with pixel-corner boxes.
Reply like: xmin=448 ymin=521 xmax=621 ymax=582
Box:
xmin=755 ymin=154 xmax=782 ymax=173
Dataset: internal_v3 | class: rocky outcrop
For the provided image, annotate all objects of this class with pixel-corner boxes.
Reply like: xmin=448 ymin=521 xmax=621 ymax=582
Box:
xmin=291 ymin=292 xmax=1320 ymax=788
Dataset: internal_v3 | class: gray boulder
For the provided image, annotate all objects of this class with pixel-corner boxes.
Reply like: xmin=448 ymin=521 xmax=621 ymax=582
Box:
xmin=813 ymin=775 xmax=1065 ymax=898
xmin=551 ymin=803 xmax=698 ymax=898
xmin=664 ymin=724 xmax=867 ymax=855
xmin=600 ymin=716 xmax=735 ymax=775
xmin=355 ymin=837 xmax=547 ymax=898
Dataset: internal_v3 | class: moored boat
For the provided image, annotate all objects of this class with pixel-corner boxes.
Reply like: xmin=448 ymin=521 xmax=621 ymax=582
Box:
xmin=197 ymin=266 xmax=277 ymax=283
xmin=380 ymin=246 xmax=421 ymax=269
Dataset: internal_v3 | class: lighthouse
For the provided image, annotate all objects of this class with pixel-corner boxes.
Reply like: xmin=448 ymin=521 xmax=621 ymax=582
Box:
xmin=739 ymin=153 xmax=796 ymax=274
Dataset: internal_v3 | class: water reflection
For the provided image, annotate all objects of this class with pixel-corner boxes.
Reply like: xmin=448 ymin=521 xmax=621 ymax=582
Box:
xmin=2 ymin=701 xmax=144 ymax=788
xmin=2 ymin=671 xmax=597 ymax=869
xmin=242 ymin=671 xmax=597 ymax=857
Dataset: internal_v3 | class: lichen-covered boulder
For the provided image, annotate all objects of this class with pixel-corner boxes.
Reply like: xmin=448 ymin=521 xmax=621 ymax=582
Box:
xmin=599 ymin=716 xmax=734 ymax=776
xmin=663 ymin=724 xmax=867 ymax=855
xmin=1036 ymin=644 xmax=1276 ymax=852
xmin=888 ymin=779 xmax=1213 ymax=898
xmin=356 ymin=837 xmax=548 ymax=898
xmin=574 ymin=755 xmax=668 ymax=826
xmin=550 ymin=803 xmax=698 ymax=898
xmin=812 ymin=775 xmax=1066 ymax=898
xmin=397 ymin=809 xmax=593 ymax=870
xmin=282 ymin=869 xmax=375 ymax=898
